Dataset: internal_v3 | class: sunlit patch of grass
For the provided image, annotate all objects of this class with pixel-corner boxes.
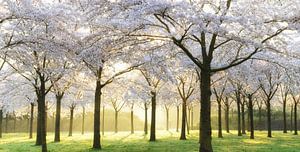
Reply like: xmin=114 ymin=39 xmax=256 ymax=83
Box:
xmin=0 ymin=130 xmax=300 ymax=152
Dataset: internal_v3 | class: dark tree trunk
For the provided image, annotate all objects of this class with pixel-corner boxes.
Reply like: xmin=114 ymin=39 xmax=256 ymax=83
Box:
xmin=236 ymin=92 xmax=242 ymax=136
xmin=5 ymin=113 xmax=8 ymax=133
xmin=248 ymin=95 xmax=254 ymax=139
xmin=30 ymin=103 xmax=34 ymax=139
xmin=294 ymin=103 xmax=298 ymax=135
xmin=217 ymin=101 xmax=222 ymax=138
xmin=131 ymin=109 xmax=134 ymax=134
xmin=225 ymin=104 xmax=229 ymax=133
xmin=93 ymin=79 xmax=102 ymax=149
xmin=54 ymin=94 xmax=62 ymax=142
xmin=180 ymin=99 xmax=187 ymax=140
xmin=36 ymin=78 xmax=48 ymax=152
xmin=0 ymin=109 xmax=2 ymax=138
xmin=68 ymin=107 xmax=74 ymax=137
xmin=176 ymin=106 xmax=179 ymax=132
xmin=199 ymin=70 xmax=213 ymax=152
xmin=102 ymin=106 xmax=104 ymax=136
xmin=36 ymin=100 xmax=42 ymax=145
xmin=150 ymin=91 xmax=156 ymax=141
xmin=82 ymin=106 xmax=85 ymax=135
xmin=291 ymin=104 xmax=293 ymax=132
xmin=241 ymin=103 xmax=246 ymax=134
xmin=45 ymin=107 xmax=47 ymax=135
xmin=144 ymin=104 xmax=148 ymax=135
xmin=114 ymin=111 xmax=118 ymax=133
xmin=283 ymin=100 xmax=287 ymax=133
xmin=267 ymin=101 xmax=272 ymax=138
xmin=247 ymin=109 xmax=250 ymax=132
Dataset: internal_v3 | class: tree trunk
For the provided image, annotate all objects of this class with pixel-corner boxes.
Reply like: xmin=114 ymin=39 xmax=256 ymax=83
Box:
xmin=166 ymin=107 xmax=169 ymax=131
xmin=291 ymin=104 xmax=293 ymax=132
xmin=225 ymin=104 xmax=229 ymax=133
xmin=217 ymin=101 xmax=222 ymax=138
xmin=131 ymin=109 xmax=134 ymax=134
xmin=199 ymin=69 xmax=213 ymax=152
xmin=37 ymin=78 xmax=48 ymax=152
xmin=54 ymin=94 xmax=62 ymax=142
xmin=0 ymin=109 xmax=2 ymax=138
xmin=150 ymin=91 xmax=156 ymax=141
xmin=13 ymin=114 xmax=16 ymax=133
xmin=68 ymin=107 xmax=74 ymax=137
xmin=82 ymin=106 xmax=85 ymax=135
xmin=5 ymin=113 xmax=8 ymax=133
xmin=187 ymin=108 xmax=190 ymax=134
xmin=267 ymin=101 xmax=272 ymax=138
xmin=191 ymin=107 xmax=194 ymax=130
xmin=176 ymin=106 xmax=179 ymax=132
xmin=283 ymin=100 xmax=287 ymax=133
xmin=30 ymin=103 xmax=34 ymax=139
xmin=248 ymin=95 xmax=254 ymax=139
xmin=93 ymin=79 xmax=102 ymax=149
xmin=236 ymin=92 xmax=242 ymax=136
xmin=241 ymin=103 xmax=246 ymax=134
xmin=294 ymin=103 xmax=298 ymax=135
xmin=45 ymin=107 xmax=47 ymax=135
xmin=101 ymin=106 xmax=104 ymax=136
xmin=36 ymin=100 xmax=42 ymax=145
xmin=114 ymin=111 xmax=118 ymax=133
xmin=180 ymin=99 xmax=187 ymax=140
xmin=144 ymin=104 xmax=148 ymax=135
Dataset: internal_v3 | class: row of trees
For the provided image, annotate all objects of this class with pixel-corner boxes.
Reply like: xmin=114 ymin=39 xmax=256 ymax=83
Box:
xmin=0 ymin=0 xmax=300 ymax=152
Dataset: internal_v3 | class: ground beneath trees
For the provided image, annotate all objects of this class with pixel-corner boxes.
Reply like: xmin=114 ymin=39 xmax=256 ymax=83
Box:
xmin=0 ymin=131 xmax=299 ymax=152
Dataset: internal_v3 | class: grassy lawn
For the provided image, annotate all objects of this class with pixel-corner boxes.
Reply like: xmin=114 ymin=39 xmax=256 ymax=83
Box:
xmin=0 ymin=130 xmax=300 ymax=152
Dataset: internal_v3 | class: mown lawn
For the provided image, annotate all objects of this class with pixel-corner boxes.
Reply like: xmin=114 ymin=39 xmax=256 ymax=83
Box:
xmin=0 ymin=130 xmax=299 ymax=152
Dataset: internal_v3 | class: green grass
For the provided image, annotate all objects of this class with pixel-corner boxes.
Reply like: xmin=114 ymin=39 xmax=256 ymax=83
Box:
xmin=0 ymin=130 xmax=300 ymax=152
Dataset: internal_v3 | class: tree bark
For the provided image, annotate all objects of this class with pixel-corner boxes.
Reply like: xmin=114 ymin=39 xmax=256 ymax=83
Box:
xmin=267 ymin=101 xmax=272 ymax=138
xmin=13 ymin=113 xmax=16 ymax=133
xmin=36 ymin=100 xmax=42 ymax=145
xmin=283 ymin=100 xmax=287 ymax=133
xmin=166 ymin=107 xmax=169 ymax=131
xmin=29 ymin=103 xmax=34 ymax=139
xmin=180 ymin=100 xmax=187 ymax=140
xmin=150 ymin=91 xmax=156 ymax=141
xmin=36 ymin=78 xmax=48 ymax=152
xmin=82 ymin=107 xmax=85 ymax=135
xmin=217 ymin=101 xmax=222 ymax=138
xmin=191 ymin=107 xmax=194 ymax=130
xmin=294 ymin=103 xmax=298 ymax=135
xmin=93 ymin=79 xmax=102 ymax=149
xmin=114 ymin=111 xmax=118 ymax=133
xmin=241 ymin=102 xmax=246 ymax=134
xmin=5 ymin=113 xmax=8 ymax=133
xmin=176 ymin=106 xmax=179 ymax=132
xmin=291 ymin=104 xmax=293 ymax=132
xmin=0 ymin=109 xmax=2 ymax=138
xmin=225 ymin=104 xmax=229 ymax=133
xmin=248 ymin=95 xmax=254 ymax=139
xmin=131 ymin=109 xmax=134 ymax=134
xmin=199 ymin=69 xmax=213 ymax=152
xmin=236 ymin=92 xmax=242 ymax=136
xmin=54 ymin=94 xmax=62 ymax=142
xmin=68 ymin=107 xmax=74 ymax=137
xmin=144 ymin=104 xmax=148 ymax=135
